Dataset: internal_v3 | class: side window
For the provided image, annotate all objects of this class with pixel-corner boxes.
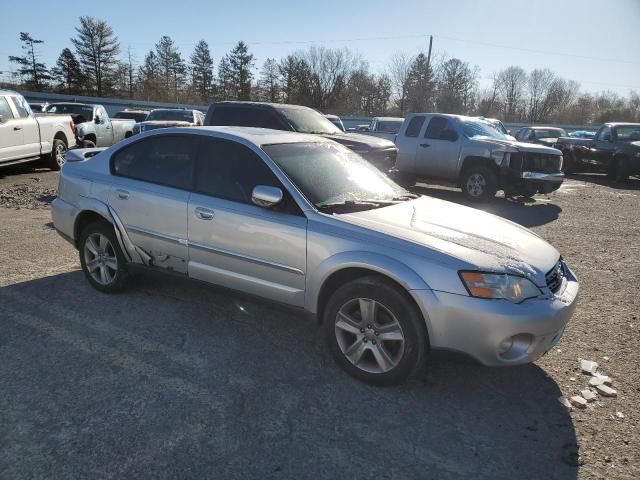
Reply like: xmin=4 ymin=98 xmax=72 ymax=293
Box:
xmin=597 ymin=127 xmax=611 ymax=142
xmin=96 ymin=107 xmax=107 ymax=123
xmin=195 ymin=139 xmax=281 ymax=204
xmin=10 ymin=96 xmax=30 ymax=118
xmin=0 ymin=97 xmax=15 ymax=121
xmin=112 ymin=135 xmax=196 ymax=190
xmin=424 ymin=116 xmax=449 ymax=139
xmin=404 ymin=116 xmax=425 ymax=137
xmin=209 ymin=106 xmax=234 ymax=125
xmin=256 ymin=110 xmax=285 ymax=130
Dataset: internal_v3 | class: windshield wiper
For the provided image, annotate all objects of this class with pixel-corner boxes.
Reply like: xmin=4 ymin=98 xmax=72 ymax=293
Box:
xmin=316 ymin=199 xmax=399 ymax=212
xmin=392 ymin=193 xmax=419 ymax=201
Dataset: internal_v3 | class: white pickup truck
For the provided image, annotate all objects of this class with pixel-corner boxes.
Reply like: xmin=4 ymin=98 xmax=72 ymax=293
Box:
xmin=392 ymin=113 xmax=565 ymax=201
xmin=0 ymin=91 xmax=77 ymax=170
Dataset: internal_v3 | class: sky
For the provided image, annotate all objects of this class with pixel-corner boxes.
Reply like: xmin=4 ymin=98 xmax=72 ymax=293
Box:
xmin=1 ymin=0 xmax=639 ymax=96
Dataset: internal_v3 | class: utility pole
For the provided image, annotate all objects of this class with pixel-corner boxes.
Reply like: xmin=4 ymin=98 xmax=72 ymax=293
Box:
xmin=426 ymin=35 xmax=433 ymax=72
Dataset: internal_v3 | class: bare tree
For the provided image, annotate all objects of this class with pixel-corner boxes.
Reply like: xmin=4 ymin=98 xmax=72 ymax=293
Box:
xmin=527 ymin=68 xmax=555 ymax=122
xmin=497 ymin=66 xmax=527 ymax=121
xmin=387 ymin=52 xmax=414 ymax=115
xmin=435 ymin=58 xmax=479 ymax=114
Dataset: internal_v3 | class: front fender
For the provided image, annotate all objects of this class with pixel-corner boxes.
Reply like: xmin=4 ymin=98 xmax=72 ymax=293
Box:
xmin=305 ymin=250 xmax=430 ymax=314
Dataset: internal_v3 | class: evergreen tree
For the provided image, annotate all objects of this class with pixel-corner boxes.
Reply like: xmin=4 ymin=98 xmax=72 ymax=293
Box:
xmin=137 ymin=50 xmax=161 ymax=100
xmin=8 ymin=32 xmax=50 ymax=89
xmin=71 ymin=16 xmax=120 ymax=96
xmin=405 ymin=53 xmax=435 ymax=113
xmin=217 ymin=56 xmax=233 ymax=100
xmin=51 ymin=48 xmax=84 ymax=94
xmin=224 ymin=41 xmax=254 ymax=100
xmin=190 ymin=40 xmax=214 ymax=102
xmin=258 ymin=58 xmax=280 ymax=102
xmin=155 ymin=36 xmax=186 ymax=101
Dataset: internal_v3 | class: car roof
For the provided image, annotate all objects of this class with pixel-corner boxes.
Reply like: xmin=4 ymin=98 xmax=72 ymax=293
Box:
xmin=49 ymin=102 xmax=98 ymax=108
xmin=604 ymin=122 xmax=640 ymax=127
xmin=324 ymin=114 xmax=340 ymax=119
xmin=212 ymin=101 xmax=314 ymax=111
xmin=142 ymin=126 xmax=333 ymax=147
xmin=373 ymin=117 xmax=404 ymax=122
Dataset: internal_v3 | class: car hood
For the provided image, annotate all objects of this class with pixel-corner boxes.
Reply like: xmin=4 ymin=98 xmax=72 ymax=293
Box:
xmin=337 ymin=196 xmax=559 ymax=284
xmin=474 ymin=137 xmax=561 ymax=155
xmin=536 ymin=138 xmax=559 ymax=146
xmin=319 ymin=132 xmax=397 ymax=151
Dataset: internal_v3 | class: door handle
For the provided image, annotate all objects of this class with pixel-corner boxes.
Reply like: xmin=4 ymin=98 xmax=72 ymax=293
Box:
xmin=419 ymin=143 xmax=430 ymax=148
xmin=116 ymin=189 xmax=130 ymax=199
xmin=13 ymin=126 xmax=22 ymax=131
xmin=106 ymin=126 xmax=111 ymax=130
xmin=195 ymin=207 xmax=215 ymax=220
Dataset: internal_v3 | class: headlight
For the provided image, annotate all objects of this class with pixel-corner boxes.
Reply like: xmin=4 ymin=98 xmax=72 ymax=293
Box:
xmin=459 ymin=271 xmax=542 ymax=303
xmin=490 ymin=150 xmax=511 ymax=166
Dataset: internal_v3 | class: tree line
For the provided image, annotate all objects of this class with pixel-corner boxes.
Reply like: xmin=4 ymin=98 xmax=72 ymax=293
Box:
xmin=5 ymin=17 xmax=639 ymax=124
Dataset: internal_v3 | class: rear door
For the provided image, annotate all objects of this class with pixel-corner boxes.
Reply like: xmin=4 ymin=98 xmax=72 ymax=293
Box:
xmin=108 ymin=134 xmax=196 ymax=273
xmin=187 ymin=137 xmax=307 ymax=306
xmin=0 ymin=96 xmax=24 ymax=162
xmin=395 ymin=115 xmax=427 ymax=173
xmin=586 ymin=126 xmax=615 ymax=167
xmin=416 ymin=116 xmax=462 ymax=179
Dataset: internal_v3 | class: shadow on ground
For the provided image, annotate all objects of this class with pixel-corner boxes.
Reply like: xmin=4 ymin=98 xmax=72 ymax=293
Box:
xmin=0 ymin=271 xmax=578 ymax=479
xmin=566 ymin=172 xmax=640 ymax=190
xmin=413 ymin=184 xmax=563 ymax=228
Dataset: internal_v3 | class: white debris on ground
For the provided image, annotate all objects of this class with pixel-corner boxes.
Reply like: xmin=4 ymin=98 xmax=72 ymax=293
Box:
xmin=570 ymin=396 xmax=588 ymax=409
xmin=560 ymin=358 xmax=620 ymax=411
xmin=596 ymin=384 xmax=618 ymax=397
xmin=558 ymin=396 xmax=573 ymax=410
xmin=581 ymin=390 xmax=597 ymax=402
xmin=580 ymin=359 xmax=598 ymax=374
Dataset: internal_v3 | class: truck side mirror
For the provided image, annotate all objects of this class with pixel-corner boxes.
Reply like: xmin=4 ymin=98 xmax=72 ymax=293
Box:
xmin=94 ymin=115 xmax=100 ymax=123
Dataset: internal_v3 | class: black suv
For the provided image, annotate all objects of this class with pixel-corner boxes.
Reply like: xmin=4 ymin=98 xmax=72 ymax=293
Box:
xmin=204 ymin=102 xmax=398 ymax=171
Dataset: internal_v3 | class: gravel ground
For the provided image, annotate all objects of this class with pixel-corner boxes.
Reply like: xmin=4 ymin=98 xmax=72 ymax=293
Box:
xmin=0 ymin=164 xmax=638 ymax=479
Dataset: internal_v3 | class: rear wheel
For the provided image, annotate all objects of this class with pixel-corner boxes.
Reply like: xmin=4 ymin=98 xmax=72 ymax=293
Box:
xmin=324 ymin=276 xmax=428 ymax=385
xmin=461 ymin=166 xmax=497 ymax=202
xmin=79 ymin=221 xmax=129 ymax=293
xmin=46 ymin=138 xmax=67 ymax=171
xmin=562 ymin=150 xmax=576 ymax=174
xmin=81 ymin=139 xmax=96 ymax=148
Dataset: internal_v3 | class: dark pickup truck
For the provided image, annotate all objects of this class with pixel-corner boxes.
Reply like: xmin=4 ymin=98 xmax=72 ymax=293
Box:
xmin=204 ymin=101 xmax=398 ymax=171
xmin=554 ymin=123 xmax=640 ymax=180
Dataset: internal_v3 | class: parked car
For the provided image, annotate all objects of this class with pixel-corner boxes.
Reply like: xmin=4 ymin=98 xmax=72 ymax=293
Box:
xmin=113 ymin=109 xmax=150 ymax=123
xmin=0 ymin=90 xmax=76 ymax=170
xmin=480 ymin=117 xmax=515 ymax=140
xmin=554 ymin=123 xmax=640 ymax=179
xmin=205 ymin=102 xmax=398 ymax=171
xmin=325 ymin=114 xmax=345 ymax=132
xmin=45 ymin=102 xmax=135 ymax=148
xmin=364 ymin=117 xmax=404 ymax=141
xmin=132 ymin=108 xmax=204 ymax=135
xmin=515 ymin=127 xmax=568 ymax=147
xmin=568 ymin=130 xmax=596 ymax=139
xmin=51 ymin=126 xmax=578 ymax=385
xmin=393 ymin=113 xmax=565 ymax=201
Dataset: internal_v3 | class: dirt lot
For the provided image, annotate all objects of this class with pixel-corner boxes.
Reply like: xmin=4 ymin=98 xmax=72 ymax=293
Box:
xmin=0 ymin=164 xmax=638 ymax=479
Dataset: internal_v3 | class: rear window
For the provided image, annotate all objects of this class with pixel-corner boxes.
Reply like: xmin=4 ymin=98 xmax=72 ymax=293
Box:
xmin=208 ymin=106 xmax=284 ymax=130
xmin=404 ymin=116 xmax=425 ymax=137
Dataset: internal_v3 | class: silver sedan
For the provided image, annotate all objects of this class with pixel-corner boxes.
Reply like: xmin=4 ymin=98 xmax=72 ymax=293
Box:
xmin=52 ymin=126 xmax=579 ymax=385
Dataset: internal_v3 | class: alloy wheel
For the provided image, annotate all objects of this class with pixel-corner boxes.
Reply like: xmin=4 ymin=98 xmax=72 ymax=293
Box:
xmin=83 ymin=233 xmax=118 ymax=286
xmin=55 ymin=142 xmax=67 ymax=167
xmin=466 ymin=173 xmax=486 ymax=197
xmin=334 ymin=298 xmax=405 ymax=374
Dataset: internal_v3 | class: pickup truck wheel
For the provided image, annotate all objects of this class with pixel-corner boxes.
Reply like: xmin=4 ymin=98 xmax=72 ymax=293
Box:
xmin=461 ymin=166 xmax=497 ymax=202
xmin=47 ymin=139 xmax=67 ymax=171
xmin=562 ymin=150 xmax=575 ymax=174
xmin=79 ymin=222 xmax=129 ymax=293
xmin=81 ymin=140 xmax=96 ymax=148
xmin=324 ymin=276 xmax=427 ymax=385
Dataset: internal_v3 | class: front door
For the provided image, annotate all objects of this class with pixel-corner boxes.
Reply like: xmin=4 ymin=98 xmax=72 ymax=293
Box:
xmin=107 ymin=134 xmax=196 ymax=273
xmin=9 ymin=95 xmax=40 ymax=157
xmin=415 ymin=116 xmax=462 ymax=179
xmin=187 ymin=138 xmax=307 ymax=306
xmin=585 ymin=126 xmax=615 ymax=167
xmin=0 ymin=96 xmax=23 ymax=162
xmin=94 ymin=106 xmax=113 ymax=147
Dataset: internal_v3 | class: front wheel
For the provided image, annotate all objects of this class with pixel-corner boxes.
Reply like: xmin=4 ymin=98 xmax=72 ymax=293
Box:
xmin=324 ymin=276 xmax=428 ymax=385
xmin=461 ymin=166 xmax=497 ymax=202
xmin=79 ymin=221 xmax=129 ymax=293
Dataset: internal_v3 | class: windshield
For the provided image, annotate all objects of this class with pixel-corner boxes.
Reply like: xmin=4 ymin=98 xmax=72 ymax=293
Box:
xmin=534 ymin=128 xmax=566 ymax=138
xmin=147 ymin=110 xmax=194 ymax=122
xmin=615 ymin=125 xmax=640 ymax=141
xmin=327 ymin=117 xmax=345 ymax=132
xmin=263 ymin=142 xmax=406 ymax=208
xmin=115 ymin=111 xmax=148 ymax=122
xmin=280 ymin=107 xmax=341 ymax=134
xmin=462 ymin=119 xmax=510 ymax=141
xmin=376 ymin=121 xmax=403 ymax=133
xmin=46 ymin=104 xmax=94 ymax=120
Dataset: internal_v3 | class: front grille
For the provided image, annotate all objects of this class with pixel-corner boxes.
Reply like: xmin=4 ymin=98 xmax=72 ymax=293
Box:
xmin=510 ymin=153 xmax=562 ymax=173
xmin=545 ymin=259 xmax=566 ymax=293
xmin=364 ymin=148 xmax=398 ymax=170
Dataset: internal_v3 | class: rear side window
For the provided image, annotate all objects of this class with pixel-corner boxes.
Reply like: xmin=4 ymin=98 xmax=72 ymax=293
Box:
xmin=10 ymin=96 xmax=30 ymax=118
xmin=0 ymin=97 xmax=15 ymax=120
xmin=424 ymin=116 xmax=450 ymax=139
xmin=208 ymin=106 xmax=283 ymax=130
xmin=195 ymin=138 xmax=280 ymax=203
xmin=596 ymin=127 xmax=611 ymax=142
xmin=112 ymin=135 xmax=196 ymax=190
xmin=404 ymin=116 xmax=425 ymax=137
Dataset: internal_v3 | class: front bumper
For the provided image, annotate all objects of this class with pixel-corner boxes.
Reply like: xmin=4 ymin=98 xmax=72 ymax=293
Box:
xmin=520 ymin=171 xmax=565 ymax=183
xmin=410 ymin=266 xmax=579 ymax=366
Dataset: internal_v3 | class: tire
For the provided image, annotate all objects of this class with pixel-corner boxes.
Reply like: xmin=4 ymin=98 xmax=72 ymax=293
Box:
xmin=47 ymin=138 xmax=67 ymax=171
xmin=614 ymin=157 xmax=629 ymax=182
xmin=392 ymin=173 xmax=417 ymax=189
xmin=562 ymin=150 xmax=576 ymax=174
xmin=460 ymin=165 xmax=498 ymax=202
xmin=323 ymin=276 xmax=428 ymax=386
xmin=81 ymin=139 xmax=96 ymax=148
xmin=79 ymin=221 xmax=129 ymax=293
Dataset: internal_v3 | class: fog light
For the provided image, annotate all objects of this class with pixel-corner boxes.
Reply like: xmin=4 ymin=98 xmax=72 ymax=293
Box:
xmin=498 ymin=336 xmax=514 ymax=355
xmin=497 ymin=334 xmax=534 ymax=361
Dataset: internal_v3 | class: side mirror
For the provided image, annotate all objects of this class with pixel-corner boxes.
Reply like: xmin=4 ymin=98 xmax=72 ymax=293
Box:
xmin=507 ymin=130 xmax=512 ymax=135
xmin=251 ymin=185 xmax=283 ymax=208
xmin=94 ymin=115 xmax=100 ymax=123
xmin=439 ymin=129 xmax=458 ymax=142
